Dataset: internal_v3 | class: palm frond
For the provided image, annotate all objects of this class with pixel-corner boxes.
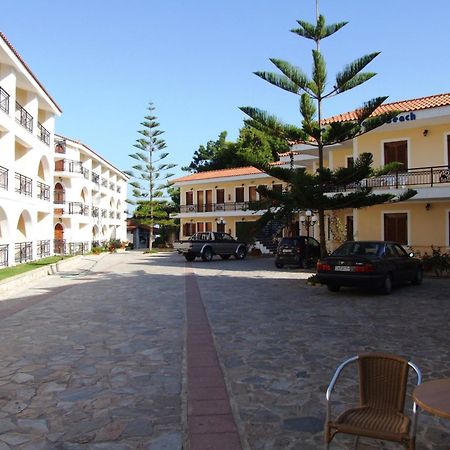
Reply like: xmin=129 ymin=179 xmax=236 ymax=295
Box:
xmin=335 ymin=52 xmax=380 ymax=92
xmin=254 ymin=71 xmax=299 ymax=94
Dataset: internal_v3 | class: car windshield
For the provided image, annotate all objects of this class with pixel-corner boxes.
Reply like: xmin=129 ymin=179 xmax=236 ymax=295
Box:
xmin=279 ymin=238 xmax=299 ymax=246
xmin=332 ymin=242 xmax=382 ymax=257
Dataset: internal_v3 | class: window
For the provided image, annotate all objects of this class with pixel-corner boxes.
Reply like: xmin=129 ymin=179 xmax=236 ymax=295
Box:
xmin=205 ymin=222 xmax=212 ymax=232
xmin=447 ymin=135 xmax=450 ymax=167
xmin=384 ymin=213 xmax=407 ymax=244
xmin=186 ymin=191 xmax=193 ymax=205
xmin=346 ymin=156 xmax=354 ymax=168
xmin=235 ymin=187 xmax=244 ymax=203
xmin=197 ymin=222 xmax=204 ymax=233
xmin=384 ymin=140 xmax=408 ymax=170
xmin=217 ymin=222 xmax=225 ymax=232
xmin=183 ymin=222 xmax=196 ymax=237
xmin=249 ymin=186 xmax=257 ymax=202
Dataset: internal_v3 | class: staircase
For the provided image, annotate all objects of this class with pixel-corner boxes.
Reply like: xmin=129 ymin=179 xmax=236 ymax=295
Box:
xmin=253 ymin=220 xmax=284 ymax=254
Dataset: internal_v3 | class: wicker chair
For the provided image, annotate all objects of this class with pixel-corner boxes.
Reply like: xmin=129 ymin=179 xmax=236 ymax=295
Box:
xmin=325 ymin=353 xmax=422 ymax=449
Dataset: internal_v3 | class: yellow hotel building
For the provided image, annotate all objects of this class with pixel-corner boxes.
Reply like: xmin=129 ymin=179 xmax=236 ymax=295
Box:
xmin=173 ymin=93 xmax=450 ymax=255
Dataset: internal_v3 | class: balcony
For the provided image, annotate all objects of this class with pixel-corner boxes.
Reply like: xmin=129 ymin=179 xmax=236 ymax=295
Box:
xmin=101 ymin=177 xmax=108 ymax=188
xmin=101 ymin=208 xmax=107 ymax=218
xmin=37 ymin=181 xmax=50 ymax=201
xmin=37 ymin=122 xmax=50 ymax=146
xmin=0 ymin=86 xmax=10 ymax=114
xmin=180 ymin=201 xmax=250 ymax=213
xmin=325 ymin=165 xmax=450 ymax=193
xmin=15 ymin=241 xmax=32 ymax=264
xmin=92 ymin=172 xmax=100 ymax=184
xmin=0 ymin=166 xmax=8 ymax=190
xmin=15 ymin=102 xmax=33 ymax=133
xmin=15 ymin=172 xmax=32 ymax=197
xmin=55 ymin=159 xmax=88 ymax=178
xmin=0 ymin=244 xmax=8 ymax=267
xmin=92 ymin=206 xmax=99 ymax=218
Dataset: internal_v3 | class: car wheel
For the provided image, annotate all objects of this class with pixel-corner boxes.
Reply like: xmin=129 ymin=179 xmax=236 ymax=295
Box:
xmin=235 ymin=245 xmax=247 ymax=260
xmin=411 ymin=267 xmax=423 ymax=285
xmin=220 ymin=255 xmax=231 ymax=260
xmin=201 ymin=247 xmax=213 ymax=262
xmin=327 ymin=284 xmax=340 ymax=292
xmin=275 ymin=261 xmax=284 ymax=268
xmin=184 ymin=254 xmax=196 ymax=262
xmin=379 ymin=274 xmax=393 ymax=295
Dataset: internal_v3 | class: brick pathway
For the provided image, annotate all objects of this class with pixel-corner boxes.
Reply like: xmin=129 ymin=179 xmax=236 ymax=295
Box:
xmin=185 ymin=267 xmax=242 ymax=450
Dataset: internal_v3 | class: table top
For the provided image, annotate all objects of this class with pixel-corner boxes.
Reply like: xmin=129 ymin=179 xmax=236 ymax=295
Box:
xmin=413 ymin=379 xmax=450 ymax=419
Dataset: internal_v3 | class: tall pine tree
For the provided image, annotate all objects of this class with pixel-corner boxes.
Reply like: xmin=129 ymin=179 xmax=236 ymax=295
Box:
xmin=240 ymin=3 xmax=415 ymax=256
xmin=125 ymin=102 xmax=176 ymax=251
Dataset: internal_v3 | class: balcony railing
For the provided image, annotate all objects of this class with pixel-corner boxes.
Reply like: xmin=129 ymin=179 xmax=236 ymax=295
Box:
xmin=55 ymin=159 xmax=86 ymax=176
xmin=37 ymin=181 xmax=50 ymax=201
xmin=0 ymin=166 xmax=8 ymax=190
xmin=180 ymin=201 xmax=250 ymax=213
xmin=37 ymin=240 xmax=50 ymax=258
xmin=15 ymin=172 xmax=32 ymax=197
xmin=0 ymin=244 xmax=8 ymax=267
xmin=68 ymin=202 xmax=89 ymax=216
xmin=325 ymin=165 xmax=450 ymax=193
xmin=109 ymin=210 xmax=114 ymax=219
xmin=54 ymin=190 xmax=65 ymax=204
xmin=117 ymin=186 xmax=121 ymax=193
xmin=68 ymin=241 xmax=89 ymax=255
xmin=92 ymin=173 xmax=100 ymax=184
xmin=92 ymin=206 xmax=99 ymax=218
xmin=101 ymin=177 xmax=108 ymax=187
xmin=38 ymin=122 xmax=50 ymax=145
xmin=0 ymin=86 xmax=10 ymax=114
xmin=54 ymin=239 xmax=66 ymax=255
xmin=15 ymin=242 xmax=32 ymax=264
xmin=116 ymin=212 xmax=121 ymax=219
xmin=109 ymin=182 xmax=115 ymax=190
xmin=101 ymin=208 xmax=107 ymax=218
xmin=15 ymin=102 xmax=33 ymax=133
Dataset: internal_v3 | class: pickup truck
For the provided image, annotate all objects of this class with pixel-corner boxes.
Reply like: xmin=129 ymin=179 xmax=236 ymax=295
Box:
xmin=174 ymin=232 xmax=247 ymax=262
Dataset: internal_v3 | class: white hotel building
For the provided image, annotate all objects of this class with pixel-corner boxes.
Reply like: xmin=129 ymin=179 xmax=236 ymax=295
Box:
xmin=0 ymin=32 xmax=127 ymax=267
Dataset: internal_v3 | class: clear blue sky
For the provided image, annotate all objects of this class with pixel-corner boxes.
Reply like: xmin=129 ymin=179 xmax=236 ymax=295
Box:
xmin=3 ymin=0 xmax=450 ymax=179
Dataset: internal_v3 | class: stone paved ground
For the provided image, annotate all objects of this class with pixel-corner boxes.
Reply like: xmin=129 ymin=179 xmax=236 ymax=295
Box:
xmin=0 ymin=251 xmax=448 ymax=449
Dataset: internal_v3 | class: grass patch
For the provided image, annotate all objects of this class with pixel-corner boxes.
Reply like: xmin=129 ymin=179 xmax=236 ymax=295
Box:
xmin=0 ymin=255 xmax=70 ymax=282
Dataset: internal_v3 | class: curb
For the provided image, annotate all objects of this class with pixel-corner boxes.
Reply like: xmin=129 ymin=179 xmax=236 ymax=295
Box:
xmin=0 ymin=255 xmax=89 ymax=296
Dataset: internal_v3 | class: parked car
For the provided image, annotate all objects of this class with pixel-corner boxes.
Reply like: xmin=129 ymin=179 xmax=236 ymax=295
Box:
xmin=275 ymin=236 xmax=321 ymax=269
xmin=174 ymin=232 xmax=247 ymax=262
xmin=316 ymin=240 xmax=423 ymax=294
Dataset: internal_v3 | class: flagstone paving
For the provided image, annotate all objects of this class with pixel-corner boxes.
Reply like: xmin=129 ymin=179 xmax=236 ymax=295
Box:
xmin=0 ymin=251 xmax=448 ymax=449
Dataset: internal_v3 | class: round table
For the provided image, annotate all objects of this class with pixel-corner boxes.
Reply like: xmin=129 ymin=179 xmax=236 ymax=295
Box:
xmin=413 ymin=379 xmax=450 ymax=419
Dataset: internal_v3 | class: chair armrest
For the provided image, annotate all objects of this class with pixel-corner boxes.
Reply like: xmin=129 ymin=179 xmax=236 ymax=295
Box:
xmin=326 ymin=356 xmax=358 ymax=423
xmin=408 ymin=360 xmax=422 ymax=438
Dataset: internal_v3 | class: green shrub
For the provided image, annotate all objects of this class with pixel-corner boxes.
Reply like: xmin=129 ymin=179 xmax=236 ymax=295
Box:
xmin=421 ymin=247 xmax=450 ymax=277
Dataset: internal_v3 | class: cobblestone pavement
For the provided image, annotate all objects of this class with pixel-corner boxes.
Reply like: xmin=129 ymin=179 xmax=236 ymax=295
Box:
xmin=0 ymin=251 xmax=448 ymax=449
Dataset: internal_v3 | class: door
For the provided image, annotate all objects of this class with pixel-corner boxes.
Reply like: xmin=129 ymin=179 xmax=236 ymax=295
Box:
xmin=384 ymin=213 xmax=407 ymax=244
xmin=197 ymin=191 xmax=204 ymax=212
xmin=205 ymin=190 xmax=212 ymax=212
xmin=54 ymin=223 xmax=64 ymax=254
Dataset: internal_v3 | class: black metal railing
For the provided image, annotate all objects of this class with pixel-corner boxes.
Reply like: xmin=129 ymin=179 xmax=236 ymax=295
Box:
xmin=109 ymin=182 xmax=115 ymax=190
xmin=117 ymin=186 xmax=121 ymax=193
xmin=15 ymin=102 xmax=33 ymax=132
xmin=68 ymin=202 xmax=89 ymax=216
xmin=37 ymin=122 xmax=50 ymax=145
xmin=54 ymin=239 xmax=66 ymax=255
xmin=68 ymin=241 xmax=89 ymax=255
xmin=55 ymin=159 xmax=86 ymax=176
xmin=101 ymin=177 xmax=108 ymax=187
xmin=116 ymin=212 xmax=121 ymax=219
xmin=0 ymin=244 xmax=8 ymax=267
xmin=37 ymin=181 xmax=50 ymax=201
xmin=325 ymin=165 xmax=450 ymax=192
xmin=180 ymin=201 xmax=250 ymax=213
xmin=92 ymin=172 xmax=100 ymax=184
xmin=15 ymin=242 xmax=32 ymax=263
xmin=0 ymin=86 xmax=10 ymax=114
xmin=92 ymin=206 xmax=99 ymax=218
xmin=109 ymin=210 xmax=114 ymax=219
xmin=15 ymin=172 xmax=32 ymax=196
xmin=37 ymin=240 xmax=50 ymax=258
xmin=54 ymin=189 xmax=65 ymax=204
xmin=0 ymin=166 xmax=8 ymax=190
xmin=101 ymin=209 xmax=107 ymax=218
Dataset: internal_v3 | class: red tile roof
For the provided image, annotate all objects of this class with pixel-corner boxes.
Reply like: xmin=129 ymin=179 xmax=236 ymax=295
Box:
xmin=323 ymin=92 xmax=450 ymax=124
xmin=173 ymin=166 xmax=264 ymax=183
xmin=0 ymin=32 xmax=62 ymax=113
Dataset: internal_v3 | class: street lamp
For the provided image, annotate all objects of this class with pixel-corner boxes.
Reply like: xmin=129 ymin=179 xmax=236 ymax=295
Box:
xmin=299 ymin=210 xmax=318 ymax=266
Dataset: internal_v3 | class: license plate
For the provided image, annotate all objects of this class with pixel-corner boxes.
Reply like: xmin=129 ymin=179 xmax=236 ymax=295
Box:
xmin=334 ymin=265 xmax=352 ymax=272
xmin=282 ymin=249 xmax=292 ymax=253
